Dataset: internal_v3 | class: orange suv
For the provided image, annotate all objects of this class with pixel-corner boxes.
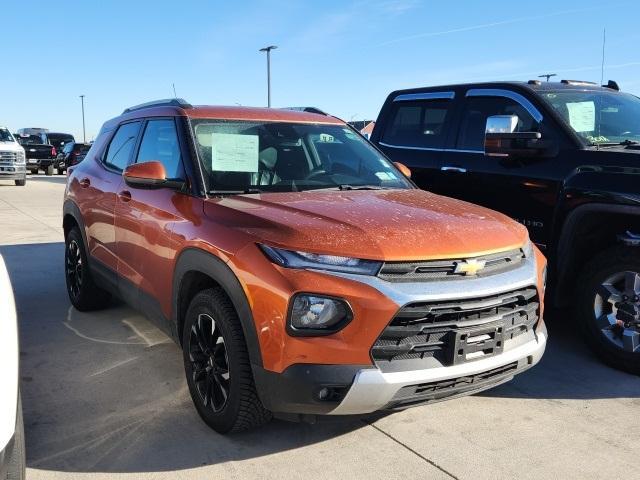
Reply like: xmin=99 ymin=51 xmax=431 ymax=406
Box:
xmin=63 ymin=99 xmax=548 ymax=433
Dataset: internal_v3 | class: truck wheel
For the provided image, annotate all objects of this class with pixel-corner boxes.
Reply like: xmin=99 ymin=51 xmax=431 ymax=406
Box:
xmin=182 ymin=288 xmax=272 ymax=433
xmin=6 ymin=391 xmax=25 ymax=480
xmin=46 ymin=165 xmax=54 ymax=176
xmin=65 ymin=227 xmax=111 ymax=311
xmin=575 ymin=246 xmax=640 ymax=375
xmin=15 ymin=178 xmax=26 ymax=186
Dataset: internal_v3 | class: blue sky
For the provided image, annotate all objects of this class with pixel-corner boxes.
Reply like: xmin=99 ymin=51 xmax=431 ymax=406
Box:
xmin=3 ymin=0 xmax=640 ymax=140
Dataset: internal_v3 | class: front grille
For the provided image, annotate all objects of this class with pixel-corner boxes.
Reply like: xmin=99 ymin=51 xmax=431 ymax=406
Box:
xmin=385 ymin=362 xmax=519 ymax=409
xmin=378 ymin=248 xmax=524 ymax=282
xmin=0 ymin=151 xmax=17 ymax=164
xmin=371 ymin=287 xmax=539 ymax=371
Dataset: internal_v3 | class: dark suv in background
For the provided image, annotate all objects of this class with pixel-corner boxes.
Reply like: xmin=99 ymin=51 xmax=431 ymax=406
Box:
xmin=56 ymin=141 xmax=90 ymax=173
xmin=372 ymin=79 xmax=640 ymax=374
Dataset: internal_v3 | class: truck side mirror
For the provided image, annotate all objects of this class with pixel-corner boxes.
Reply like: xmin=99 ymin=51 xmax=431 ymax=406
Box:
xmin=484 ymin=115 xmax=553 ymax=158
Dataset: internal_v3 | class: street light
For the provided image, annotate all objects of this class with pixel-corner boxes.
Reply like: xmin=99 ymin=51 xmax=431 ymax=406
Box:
xmin=259 ymin=45 xmax=277 ymax=107
xmin=79 ymin=95 xmax=86 ymax=143
xmin=538 ymin=74 xmax=557 ymax=82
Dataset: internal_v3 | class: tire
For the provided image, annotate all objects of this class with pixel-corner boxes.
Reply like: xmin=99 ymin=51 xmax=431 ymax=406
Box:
xmin=65 ymin=227 xmax=110 ymax=311
xmin=14 ymin=178 xmax=26 ymax=186
xmin=6 ymin=391 xmax=25 ymax=480
xmin=182 ymin=288 xmax=271 ymax=433
xmin=575 ymin=246 xmax=640 ymax=375
xmin=45 ymin=165 xmax=54 ymax=176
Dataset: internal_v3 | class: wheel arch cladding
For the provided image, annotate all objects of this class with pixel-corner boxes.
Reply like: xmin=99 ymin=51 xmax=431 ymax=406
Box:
xmin=555 ymin=203 xmax=640 ymax=306
xmin=62 ymin=200 xmax=87 ymax=245
xmin=173 ymin=248 xmax=263 ymax=368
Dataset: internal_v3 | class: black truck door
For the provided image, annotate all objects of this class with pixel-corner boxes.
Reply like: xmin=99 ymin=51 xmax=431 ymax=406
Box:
xmin=435 ymin=88 xmax=566 ymax=248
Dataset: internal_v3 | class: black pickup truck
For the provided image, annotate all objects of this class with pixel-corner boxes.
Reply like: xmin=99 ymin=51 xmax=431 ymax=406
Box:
xmin=372 ymin=79 xmax=640 ymax=374
xmin=15 ymin=134 xmax=57 ymax=175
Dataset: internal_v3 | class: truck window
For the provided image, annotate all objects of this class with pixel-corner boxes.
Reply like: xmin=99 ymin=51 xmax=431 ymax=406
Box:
xmin=456 ymin=96 xmax=537 ymax=151
xmin=381 ymin=99 xmax=452 ymax=148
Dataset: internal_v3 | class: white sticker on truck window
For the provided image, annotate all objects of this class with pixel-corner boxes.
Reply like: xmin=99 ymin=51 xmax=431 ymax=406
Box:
xmin=211 ymin=133 xmax=259 ymax=172
xmin=566 ymin=101 xmax=595 ymax=132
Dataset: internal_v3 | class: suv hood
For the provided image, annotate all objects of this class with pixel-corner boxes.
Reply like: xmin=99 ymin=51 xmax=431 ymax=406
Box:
xmin=0 ymin=141 xmax=24 ymax=153
xmin=204 ymin=189 xmax=528 ymax=261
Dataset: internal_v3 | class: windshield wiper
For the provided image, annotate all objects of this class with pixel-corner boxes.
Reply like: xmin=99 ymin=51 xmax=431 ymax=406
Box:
xmin=338 ymin=184 xmax=387 ymax=191
xmin=208 ymin=188 xmax=262 ymax=196
xmin=592 ymin=139 xmax=640 ymax=148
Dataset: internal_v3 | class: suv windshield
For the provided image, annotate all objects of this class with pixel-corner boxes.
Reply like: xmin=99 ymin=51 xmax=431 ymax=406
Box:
xmin=540 ymin=89 xmax=640 ymax=145
xmin=0 ymin=129 xmax=14 ymax=142
xmin=191 ymin=120 xmax=412 ymax=193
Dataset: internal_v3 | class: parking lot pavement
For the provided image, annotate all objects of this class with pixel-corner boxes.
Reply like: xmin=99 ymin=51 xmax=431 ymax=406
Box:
xmin=1 ymin=176 xmax=638 ymax=480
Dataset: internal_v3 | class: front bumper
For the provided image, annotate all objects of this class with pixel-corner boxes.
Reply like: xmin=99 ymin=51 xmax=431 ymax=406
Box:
xmin=255 ymin=324 xmax=547 ymax=416
xmin=0 ymin=165 xmax=26 ymax=180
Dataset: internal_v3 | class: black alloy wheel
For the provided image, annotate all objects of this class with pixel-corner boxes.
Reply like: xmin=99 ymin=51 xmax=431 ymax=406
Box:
xmin=188 ymin=312 xmax=231 ymax=413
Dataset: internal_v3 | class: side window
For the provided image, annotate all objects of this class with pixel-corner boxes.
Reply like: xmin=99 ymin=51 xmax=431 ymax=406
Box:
xmin=103 ymin=121 xmax=141 ymax=172
xmin=136 ymin=119 xmax=184 ymax=180
xmin=456 ymin=96 xmax=537 ymax=151
xmin=381 ymin=99 xmax=452 ymax=148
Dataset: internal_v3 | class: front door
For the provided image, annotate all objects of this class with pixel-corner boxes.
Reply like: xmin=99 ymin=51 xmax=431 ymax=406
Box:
xmin=114 ymin=118 xmax=189 ymax=329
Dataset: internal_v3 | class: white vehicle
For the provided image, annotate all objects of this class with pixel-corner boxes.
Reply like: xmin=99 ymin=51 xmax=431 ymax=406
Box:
xmin=0 ymin=128 xmax=26 ymax=186
xmin=0 ymin=255 xmax=24 ymax=479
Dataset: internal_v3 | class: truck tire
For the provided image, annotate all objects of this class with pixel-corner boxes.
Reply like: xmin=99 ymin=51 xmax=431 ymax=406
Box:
xmin=182 ymin=288 xmax=272 ymax=433
xmin=14 ymin=178 xmax=26 ymax=186
xmin=6 ymin=391 xmax=25 ymax=480
xmin=45 ymin=165 xmax=54 ymax=176
xmin=64 ymin=227 xmax=111 ymax=311
xmin=575 ymin=246 xmax=640 ymax=375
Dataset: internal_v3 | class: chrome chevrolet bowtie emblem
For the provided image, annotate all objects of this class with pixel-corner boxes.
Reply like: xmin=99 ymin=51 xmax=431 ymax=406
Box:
xmin=453 ymin=259 xmax=486 ymax=276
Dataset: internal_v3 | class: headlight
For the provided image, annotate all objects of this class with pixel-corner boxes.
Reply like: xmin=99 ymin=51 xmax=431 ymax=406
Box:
xmin=288 ymin=294 xmax=352 ymax=336
xmin=522 ymin=239 xmax=534 ymax=258
xmin=16 ymin=151 xmax=25 ymax=164
xmin=260 ymin=244 xmax=382 ymax=275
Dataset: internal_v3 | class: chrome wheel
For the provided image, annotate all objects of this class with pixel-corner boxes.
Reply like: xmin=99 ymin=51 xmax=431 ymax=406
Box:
xmin=66 ymin=239 xmax=83 ymax=300
xmin=189 ymin=313 xmax=230 ymax=413
xmin=593 ymin=270 xmax=640 ymax=353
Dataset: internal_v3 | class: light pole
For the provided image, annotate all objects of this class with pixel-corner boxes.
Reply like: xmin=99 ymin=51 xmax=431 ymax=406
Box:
xmin=259 ymin=45 xmax=277 ymax=107
xmin=79 ymin=95 xmax=86 ymax=143
xmin=538 ymin=73 xmax=557 ymax=82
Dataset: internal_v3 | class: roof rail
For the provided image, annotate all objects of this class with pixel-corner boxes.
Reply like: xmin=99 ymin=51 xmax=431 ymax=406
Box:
xmin=603 ymin=80 xmax=620 ymax=91
xmin=560 ymin=80 xmax=597 ymax=86
xmin=122 ymin=98 xmax=192 ymax=114
xmin=527 ymin=80 xmax=542 ymax=85
xmin=283 ymin=106 xmax=329 ymax=116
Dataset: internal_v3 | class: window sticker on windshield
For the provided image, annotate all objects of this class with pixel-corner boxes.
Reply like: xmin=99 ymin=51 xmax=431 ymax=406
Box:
xmin=319 ymin=133 xmax=334 ymax=142
xmin=211 ymin=133 xmax=259 ymax=172
xmin=566 ymin=101 xmax=595 ymax=132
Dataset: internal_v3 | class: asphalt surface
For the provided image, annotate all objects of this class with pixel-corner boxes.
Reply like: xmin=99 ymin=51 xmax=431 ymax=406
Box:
xmin=1 ymin=175 xmax=638 ymax=480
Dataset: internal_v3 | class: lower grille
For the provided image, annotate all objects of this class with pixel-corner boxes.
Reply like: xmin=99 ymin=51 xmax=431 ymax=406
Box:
xmin=385 ymin=362 xmax=519 ymax=409
xmin=371 ymin=287 xmax=539 ymax=371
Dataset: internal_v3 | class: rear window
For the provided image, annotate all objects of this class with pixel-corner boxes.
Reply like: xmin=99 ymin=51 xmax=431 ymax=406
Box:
xmin=381 ymin=99 xmax=452 ymax=148
xmin=17 ymin=135 xmax=42 ymax=145
xmin=46 ymin=134 xmax=75 ymax=148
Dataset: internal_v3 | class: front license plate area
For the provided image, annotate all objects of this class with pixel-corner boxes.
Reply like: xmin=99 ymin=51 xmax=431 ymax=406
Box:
xmin=451 ymin=323 xmax=504 ymax=364
xmin=28 ymin=159 xmax=38 ymax=164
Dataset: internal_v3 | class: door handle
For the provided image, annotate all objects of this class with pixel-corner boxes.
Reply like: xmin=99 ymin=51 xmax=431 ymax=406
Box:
xmin=440 ymin=166 xmax=467 ymax=173
xmin=79 ymin=177 xmax=90 ymax=188
xmin=118 ymin=190 xmax=132 ymax=202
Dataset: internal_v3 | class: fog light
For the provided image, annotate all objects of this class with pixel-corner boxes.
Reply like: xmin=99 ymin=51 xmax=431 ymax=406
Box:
xmin=288 ymin=294 xmax=352 ymax=336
